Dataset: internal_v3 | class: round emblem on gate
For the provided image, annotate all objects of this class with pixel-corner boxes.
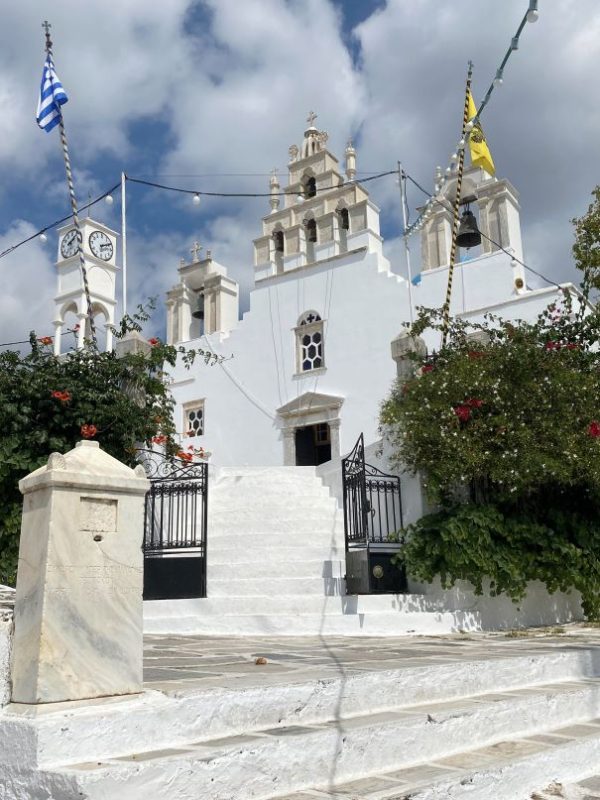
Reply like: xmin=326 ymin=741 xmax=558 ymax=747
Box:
xmin=372 ymin=565 xmax=384 ymax=580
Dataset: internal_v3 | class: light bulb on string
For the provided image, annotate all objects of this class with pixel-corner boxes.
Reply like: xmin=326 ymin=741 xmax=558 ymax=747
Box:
xmin=105 ymin=194 xmax=114 ymax=206
xmin=458 ymin=138 xmax=465 ymax=150
xmin=465 ymin=120 xmax=474 ymax=133
xmin=192 ymin=193 xmax=201 ymax=206
xmin=39 ymin=232 xmax=47 ymax=244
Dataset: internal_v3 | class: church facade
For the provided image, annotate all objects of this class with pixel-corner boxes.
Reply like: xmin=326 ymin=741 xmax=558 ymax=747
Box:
xmin=164 ymin=116 xmax=568 ymax=470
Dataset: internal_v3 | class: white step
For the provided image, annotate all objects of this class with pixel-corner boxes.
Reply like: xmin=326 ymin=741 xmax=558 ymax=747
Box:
xmin=207 ymin=576 xmax=344 ymax=596
xmin=207 ymin=529 xmax=344 ymax=545
xmin=208 ymin=544 xmax=345 ymax=561
xmin=33 ymin=680 xmax=600 ymax=799
xmin=208 ymin=559 xmax=344 ymax=580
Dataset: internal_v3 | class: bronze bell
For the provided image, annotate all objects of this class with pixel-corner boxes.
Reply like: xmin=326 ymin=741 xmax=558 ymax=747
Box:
xmin=456 ymin=209 xmax=481 ymax=249
xmin=191 ymin=294 xmax=204 ymax=320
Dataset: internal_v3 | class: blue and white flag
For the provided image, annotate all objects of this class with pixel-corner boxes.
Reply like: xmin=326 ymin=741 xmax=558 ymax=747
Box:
xmin=36 ymin=55 xmax=68 ymax=132
xmin=411 ymin=273 xmax=422 ymax=286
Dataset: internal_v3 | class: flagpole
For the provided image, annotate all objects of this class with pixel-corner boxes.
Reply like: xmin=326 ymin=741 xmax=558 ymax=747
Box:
xmin=42 ymin=21 xmax=97 ymax=349
xmin=440 ymin=60 xmax=473 ymax=350
xmin=398 ymin=161 xmax=414 ymax=324
xmin=121 ymin=171 xmax=127 ymax=317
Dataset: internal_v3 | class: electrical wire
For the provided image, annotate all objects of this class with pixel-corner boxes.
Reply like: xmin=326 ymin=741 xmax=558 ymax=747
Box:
xmin=125 ymin=170 xmax=396 ymax=198
xmin=0 ymin=182 xmax=120 ymax=261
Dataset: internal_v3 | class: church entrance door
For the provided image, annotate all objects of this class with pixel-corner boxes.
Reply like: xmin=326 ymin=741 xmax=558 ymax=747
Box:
xmin=295 ymin=422 xmax=331 ymax=466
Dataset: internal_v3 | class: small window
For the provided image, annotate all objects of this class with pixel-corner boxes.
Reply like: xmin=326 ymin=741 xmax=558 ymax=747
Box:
xmin=273 ymin=230 xmax=284 ymax=253
xmin=296 ymin=311 xmax=324 ymax=373
xmin=339 ymin=208 xmax=350 ymax=231
xmin=184 ymin=402 xmax=204 ymax=437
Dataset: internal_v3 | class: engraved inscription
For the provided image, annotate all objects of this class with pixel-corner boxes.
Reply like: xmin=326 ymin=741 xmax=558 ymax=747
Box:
xmin=80 ymin=497 xmax=118 ymax=532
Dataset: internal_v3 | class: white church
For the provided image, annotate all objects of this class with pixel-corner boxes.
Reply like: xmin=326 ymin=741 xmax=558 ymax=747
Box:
xmin=163 ymin=115 xmax=561 ymax=470
xmin=51 ymin=115 xmax=584 ymax=635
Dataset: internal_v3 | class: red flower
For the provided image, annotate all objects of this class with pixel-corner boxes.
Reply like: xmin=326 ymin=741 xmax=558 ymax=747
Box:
xmin=176 ymin=451 xmax=193 ymax=462
xmin=465 ymin=397 xmax=483 ymax=409
xmin=38 ymin=336 xmax=53 ymax=346
xmin=468 ymin=350 xmax=484 ymax=360
xmin=453 ymin=405 xmax=471 ymax=423
xmin=80 ymin=424 xmax=97 ymax=439
xmin=566 ymin=343 xmax=578 ymax=351
xmin=148 ymin=337 xmax=160 ymax=346
xmin=421 ymin=364 xmax=434 ymax=374
xmin=51 ymin=390 xmax=71 ymax=403
xmin=187 ymin=445 xmax=195 ymax=451
xmin=545 ymin=341 xmax=561 ymax=351
xmin=186 ymin=429 xmax=196 ymax=437
xmin=151 ymin=434 xmax=167 ymax=445
xmin=588 ymin=422 xmax=600 ymax=438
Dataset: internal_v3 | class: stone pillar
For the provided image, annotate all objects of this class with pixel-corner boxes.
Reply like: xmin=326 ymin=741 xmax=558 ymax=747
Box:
xmin=329 ymin=418 xmax=341 ymax=462
xmin=114 ymin=330 xmax=152 ymax=359
xmin=282 ymin=429 xmax=295 ymax=466
xmin=104 ymin=321 xmax=113 ymax=352
xmin=52 ymin=320 xmax=62 ymax=357
xmin=390 ymin=331 xmax=427 ymax=382
xmin=10 ymin=441 xmax=149 ymax=704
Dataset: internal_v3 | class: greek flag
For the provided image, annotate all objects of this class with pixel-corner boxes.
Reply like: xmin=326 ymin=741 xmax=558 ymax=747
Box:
xmin=36 ymin=55 xmax=68 ymax=132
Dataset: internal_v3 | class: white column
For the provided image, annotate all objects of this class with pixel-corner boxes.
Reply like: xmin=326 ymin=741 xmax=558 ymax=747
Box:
xmin=76 ymin=312 xmax=87 ymax=350
xmin=104 ymin=322 xmax=113 ymax=352
xmin=282 ymin=429 xmax=295 ymax=466
xmin=53 ymin=320 xmax=62 ymax=356
xmin=329 ymin=418 xmax=341 ymax=461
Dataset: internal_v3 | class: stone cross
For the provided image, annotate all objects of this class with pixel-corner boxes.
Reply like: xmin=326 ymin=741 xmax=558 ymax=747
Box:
xmin=307 ymin=110 xmax=318 ymax=126
xmin=190 ymin=241 xmax=202 ymax=262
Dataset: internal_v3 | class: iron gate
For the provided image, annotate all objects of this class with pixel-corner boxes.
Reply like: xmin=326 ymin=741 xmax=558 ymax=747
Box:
xmin=342 ymin=433 xmax=405 ymax=593
xmin=138 ymin=449 xmax=208 ymax=600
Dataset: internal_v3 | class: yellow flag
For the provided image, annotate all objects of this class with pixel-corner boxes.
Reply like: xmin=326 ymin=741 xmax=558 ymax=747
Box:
xmin=467 ymin=91 xmax=495 ymax=176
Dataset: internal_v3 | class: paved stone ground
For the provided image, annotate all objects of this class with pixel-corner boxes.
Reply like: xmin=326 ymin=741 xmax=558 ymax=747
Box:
xmin=143 ymin=625 xmax=600 ymax=694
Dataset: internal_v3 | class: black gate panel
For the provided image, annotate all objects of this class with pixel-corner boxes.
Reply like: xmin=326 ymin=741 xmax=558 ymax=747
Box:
xmin=342 ymin=434 xmax=404 ymax=593
xmin=143 ymin=555 xmax=206 ymax=600
xmin=138 ymin=450 xmax=208 ymax=600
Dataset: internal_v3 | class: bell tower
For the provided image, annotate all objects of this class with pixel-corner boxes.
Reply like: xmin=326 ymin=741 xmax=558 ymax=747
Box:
xmin=252 ymin=113 xmax=385 ymax=282
xmin=53 ymin=218 xmax=119 ymax=354
xmin=166 ymin=242 xmax=239 ymax=345
xmin=420 ymin=166 xmax=524 ymax=271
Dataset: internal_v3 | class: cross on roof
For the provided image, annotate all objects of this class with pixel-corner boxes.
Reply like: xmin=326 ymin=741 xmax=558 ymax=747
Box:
xmin=307 ymin=111 xmax=317 ymax=126
xmin=190 ymin=241 xmax=202 ymax=261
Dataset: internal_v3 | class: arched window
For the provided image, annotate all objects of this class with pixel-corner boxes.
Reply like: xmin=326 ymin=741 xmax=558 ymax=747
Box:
xmin=338 ymin=207 xmax=349 ymax=253
xmin=295 ymin=310 xmax=324 ymax=373
xmin=303 ymin=175 xmax=316 ymax=199
xmin=305 ymin=218 xmax=317 ymax=243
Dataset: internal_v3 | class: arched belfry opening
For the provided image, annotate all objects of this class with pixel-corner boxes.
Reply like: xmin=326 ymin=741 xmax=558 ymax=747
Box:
xmin=303 ymin=175 xmax=317 ymax=199
xmin=273 ymin=229 xmax=284 ymax=273
xmin=304 ymin=217 xmax=317 ymax=262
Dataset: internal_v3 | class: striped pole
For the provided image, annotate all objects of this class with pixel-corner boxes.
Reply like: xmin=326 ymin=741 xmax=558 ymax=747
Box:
xmin=440 ymin=61 xmax=473 ymax=350
xmin=43 ymin=21 xmax=97 ymax=349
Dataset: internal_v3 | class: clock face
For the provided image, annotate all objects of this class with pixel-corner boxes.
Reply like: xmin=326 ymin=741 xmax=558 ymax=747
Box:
xmin=60 ymin=229 xmax=79 ymax=259
xmin=89 ymin=230 xmax=114 ymax=261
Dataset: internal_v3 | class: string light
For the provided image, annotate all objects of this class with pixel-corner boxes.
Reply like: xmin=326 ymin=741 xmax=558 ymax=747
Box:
xmin=105 ymin=195 xmax=114 ymax=206
xmin=404 ymin=0 xmax=541 ymax=239
xmin=39 ymin=233 xmax=47 ymax=244
xmin=192 ymin=193 xmax=201 ymax=206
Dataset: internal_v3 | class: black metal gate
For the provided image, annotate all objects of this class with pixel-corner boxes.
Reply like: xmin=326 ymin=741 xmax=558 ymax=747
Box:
xmin=138 ymin=450 xmax=208 ymax=601
xmin=342 ymin=434 xmax=406 ymax=593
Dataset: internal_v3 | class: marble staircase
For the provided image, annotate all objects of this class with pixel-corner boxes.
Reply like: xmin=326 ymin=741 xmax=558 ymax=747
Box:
xmin=4 ymin=635 xmax=600 ymax=799
xmin=143 ymin=466 xmax=581 ymax=637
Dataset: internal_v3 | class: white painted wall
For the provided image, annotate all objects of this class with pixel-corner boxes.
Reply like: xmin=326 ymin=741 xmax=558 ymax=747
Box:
xmin=0 ymin=586 xmax=14 ymax=706
xmin=168 ymin=243 xmax=571 ymax=469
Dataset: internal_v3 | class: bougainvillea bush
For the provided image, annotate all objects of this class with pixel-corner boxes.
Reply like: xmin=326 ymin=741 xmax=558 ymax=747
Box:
xmin=0 ymin=304 xmax=211 ymax=586
xmin=381 ymin=198 xmax=600 ymax=617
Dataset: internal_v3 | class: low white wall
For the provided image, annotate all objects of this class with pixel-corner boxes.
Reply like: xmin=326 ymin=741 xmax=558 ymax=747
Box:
xmin=407 ymin=577 xmax=584 ymax=630
xmin=0 ymin=586 xmax=15 ymax=706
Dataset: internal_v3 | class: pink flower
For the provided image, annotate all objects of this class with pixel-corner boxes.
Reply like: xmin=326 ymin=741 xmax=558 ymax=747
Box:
xmin=545 ymin=341 xmax=561 ymax=351
xmin=421 ymin=364 xmax=434 ymax=374
xmin=148 ymin=337 xmax=160 ymax=346
xmin=465 ymin=397 xmax=483 ymax=409
xmin=588 ymin=422 xmax=600 ymax=438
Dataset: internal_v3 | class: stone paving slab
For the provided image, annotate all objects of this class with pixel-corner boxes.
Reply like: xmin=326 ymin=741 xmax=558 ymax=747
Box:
xmin=142 ymin=626 xmax=600 ymax=694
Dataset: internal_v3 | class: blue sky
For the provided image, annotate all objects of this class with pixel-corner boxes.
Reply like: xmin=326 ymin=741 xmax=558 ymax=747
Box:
xmin=1 ymin=0 xmax=599 ymax=343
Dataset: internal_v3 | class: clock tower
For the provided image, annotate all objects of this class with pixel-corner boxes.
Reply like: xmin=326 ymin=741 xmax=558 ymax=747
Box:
xmin=53 ymin=218 xmax=119 ymax=354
